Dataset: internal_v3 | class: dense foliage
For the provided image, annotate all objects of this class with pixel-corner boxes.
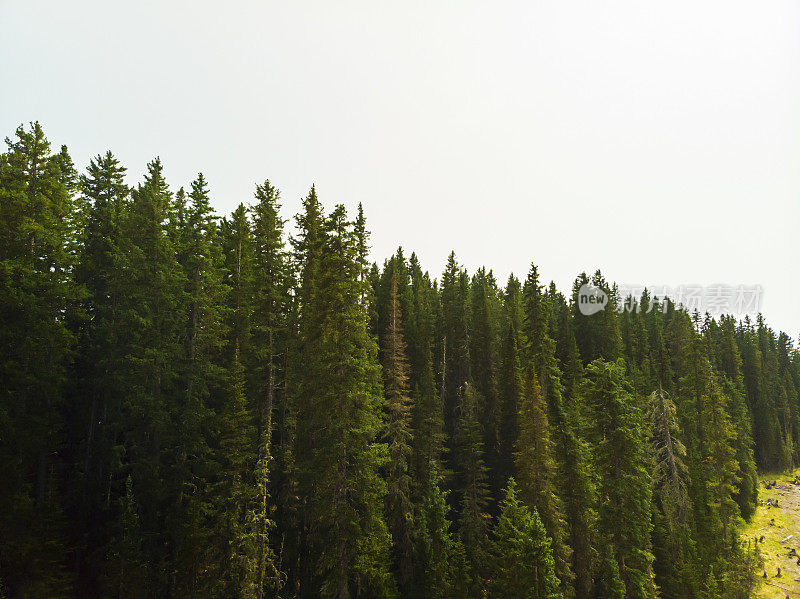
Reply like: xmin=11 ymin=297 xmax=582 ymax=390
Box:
xmin=1 ymin=123 xmax=795 ymax=598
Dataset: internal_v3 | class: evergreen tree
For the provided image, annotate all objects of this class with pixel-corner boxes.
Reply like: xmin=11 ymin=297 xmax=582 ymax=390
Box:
xmin=469 ymin=268 xmax=502 ymax=506
xmin=671 ymin=313 xmax=743 ymax=583
xmin=250 ymin=181 xmax=290 ymax=597
xmin=70 ymin=150 xmax=130 ymax=589
xmin=170 ymin=173 xmax=227 ymax=594
xmin=738 ymin=317 xmax=788 ymax=470
xmin=514 ymin=367 xmax=572 ymax=597
xmin=438 ymin=252 xmax=472 ymax=488
xmin=522 ymin=264 xmax=581 ymax=598
xmin=647 ymin=387 xmax=697 ymax=597
xmin=710 ymin=316 xmax=758 ymax=521
xmin=2 ymin=121 xmax=795 ymax=599
xmin=571 ymin=271 xmax=621 ymax=364
xmin=292 ymin=202 xmax=394 ymax=597
xmin=497 ymin=284 xmax=524 ymax=494
xmin=454 ymin=383 xmax=491 ymax=596
xmin=415 ymin=465 xmax=456 ymax=599
xmin=583 ymin=359 xmax=655 ymax=599
xmin=382 ymin=269 xmax=416 ymax=595
xmin=0 ymin=122 xmax=80 ymax=595
xmin=591 ymin=547 xmax=625 ymax=599
xmin=111 ymin=157 xmax=187 ymax=594
xmin=407 ymin=253 xmax=443 ymax=494
xmin=489 ymin=478 xmax=561 ymax=599
xmin=216 ymin=343 xmax=281 ymax=598
xmin=106 ymin=476 xmax=147 ymax=599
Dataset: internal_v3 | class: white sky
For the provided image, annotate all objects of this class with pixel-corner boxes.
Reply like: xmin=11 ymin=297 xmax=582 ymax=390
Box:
xmin=2 ymin=1 xmax=799 ymax=338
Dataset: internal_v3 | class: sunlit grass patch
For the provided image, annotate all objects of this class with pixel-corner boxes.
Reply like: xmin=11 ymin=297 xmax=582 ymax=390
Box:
xmin=742 ymin=468 xmax=800 ymax=598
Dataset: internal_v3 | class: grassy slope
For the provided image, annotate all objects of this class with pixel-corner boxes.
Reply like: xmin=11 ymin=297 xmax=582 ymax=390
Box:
xmin=742 ymin=468 xmax=800 ymax=598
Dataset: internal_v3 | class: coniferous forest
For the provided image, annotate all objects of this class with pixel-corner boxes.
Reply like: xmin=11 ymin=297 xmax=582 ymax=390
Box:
xmin=3 ymin=122 xmax=800 ymax=599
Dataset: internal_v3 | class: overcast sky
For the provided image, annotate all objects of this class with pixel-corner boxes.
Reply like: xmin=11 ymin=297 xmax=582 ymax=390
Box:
xmin=2 ymin=1 xmax=799 ymax=337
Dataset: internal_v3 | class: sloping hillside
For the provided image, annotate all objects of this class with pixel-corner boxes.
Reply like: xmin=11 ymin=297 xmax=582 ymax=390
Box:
xmin=745 ymin=470 xmax=800 ymax=598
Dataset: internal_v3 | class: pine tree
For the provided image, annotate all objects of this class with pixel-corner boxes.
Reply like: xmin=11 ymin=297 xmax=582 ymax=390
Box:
xmin=70 ymin=150 xmax=131 ymax=588
xmin=454 ymin=382 xmax=491 ymax=596
xmin=648 ymin=387 xmax=697 ymax=597
xmin=489 ymin=478 xmax=561 ymax=599
xmin=584 ymin=359 xmax=655 ymax=599
xmin=672 ymin=313 xmax=743 ymax=581
xmin=107 ymin=476 xmax=147 ymax=599
xmin=470 ymin=268 xmax=502 ymax=506
xmin=382 ymin=269 xmax=416 ymax=594
xmin=171 ymin=173 xmax=227 ymax=594
xmin=250 ymin=181 xmax=290 ymax=598
xmin=497 ymin=308 xmax=523 ymax=495
xmin=293 ymin=202 xmax=394 ymax=597
xmin=111 ymin=157 xmax=187 ymax=594
xmin=407 ymin=253 xmax=443 ymax=494
xmin=415 ymin=465 xmax=456 ymax=599
xmin=522 ymin=264 xmax=580 ymax=598
xmin=591 ymin=547 xmax=625 ymax=599
xmin=0 ymin=122 xmax=80 ymax=595
xmin=710 ymin=316 xmax=758 ymax=521
xmin=438 ymin=252 xmax=472 ymax=488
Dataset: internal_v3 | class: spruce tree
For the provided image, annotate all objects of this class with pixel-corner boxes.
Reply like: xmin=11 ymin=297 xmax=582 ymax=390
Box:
xmin=0 ymin=122 xmax=79 ymax=596
xmin=3 ymin=120 xmax=797 ymax=599
xmin=215 ymin=347 xmax=261 ymax=596
xmin=438 ymin=252 xmax=472 ymax=487
xmin=497 ymin=311 xmax=523 ymax=495
xmin=171 ymin=173 xmax=227 ymax=594
xmin=647 ymin=387 xmax=697 ymax=596
xmin=489 ymin=478 xmax=561 ymax=599
xmin=591 ymin=547 xmax=625 ymax=599
xmin=107 ymin=476 xmax=147 ymax=598
xmin=454 ymin=383 xmax=491 ymax=596
xmin=382 ymin=269 xmax=415 ymax=595
xmin=522 ymin=264 xmax=580 ymax=598
xmin=250 ymin=181 xmax=290 ymax=597
xmin=710 ymin=316 xmax=758 ymax=520
xmin=415 ymin=464 xmax=456 ymax=599
xmin=470 ymin=268 xmax=502 ymax=506
xmin=407 ymin=253 xmax=443 ymax=494
xmin=111 ymin=157 xmax=187 ymax=594
xmin=514 ymin=367 xmax=571 ymax=597
xmin=584 ymin=359 xmax=655 ymax=599
xmin=671 ymin=313 xmax=743 ymax=582
xmin=292 ymin=202 xmax=394 ymax=597
xmin=70 ymin=150 xmax=131 ymax=588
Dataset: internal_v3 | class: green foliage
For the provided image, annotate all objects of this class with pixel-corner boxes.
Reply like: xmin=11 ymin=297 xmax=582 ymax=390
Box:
xmin=515 ymin=368 xmax=572 ymax=596
xmin=3 ymin=122 xmax=799 ymax=599
xmin=454 ymin=383 xmax=491 ymax=596
xmin=292 ymin=201 xmax=395 ymax=597
xmin=382 ymin=269 xmax=416 ymax=594
xmin=415 ymin=465 xmax=456 ymax=598
xmin=591 ymin=546 xmax=626 ymax=599
xmin=489 ymin=479 xmax=561 ymax=599
xmin=647 ymin=387 xmax=697 ymax=597
xmin=584 ymin=359 xmax=656 ymax=599
xmin=0 ymin=122 xmax=80 ymax=595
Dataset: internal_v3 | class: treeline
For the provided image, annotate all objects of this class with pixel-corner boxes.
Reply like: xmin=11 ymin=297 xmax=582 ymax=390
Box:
xmin=1 ymin=122 xmax=798 ymax=598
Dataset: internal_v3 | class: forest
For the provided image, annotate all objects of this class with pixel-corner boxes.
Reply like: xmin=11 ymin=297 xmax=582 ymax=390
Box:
xmin=1 ymin=122 xmax=798 ymax=599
